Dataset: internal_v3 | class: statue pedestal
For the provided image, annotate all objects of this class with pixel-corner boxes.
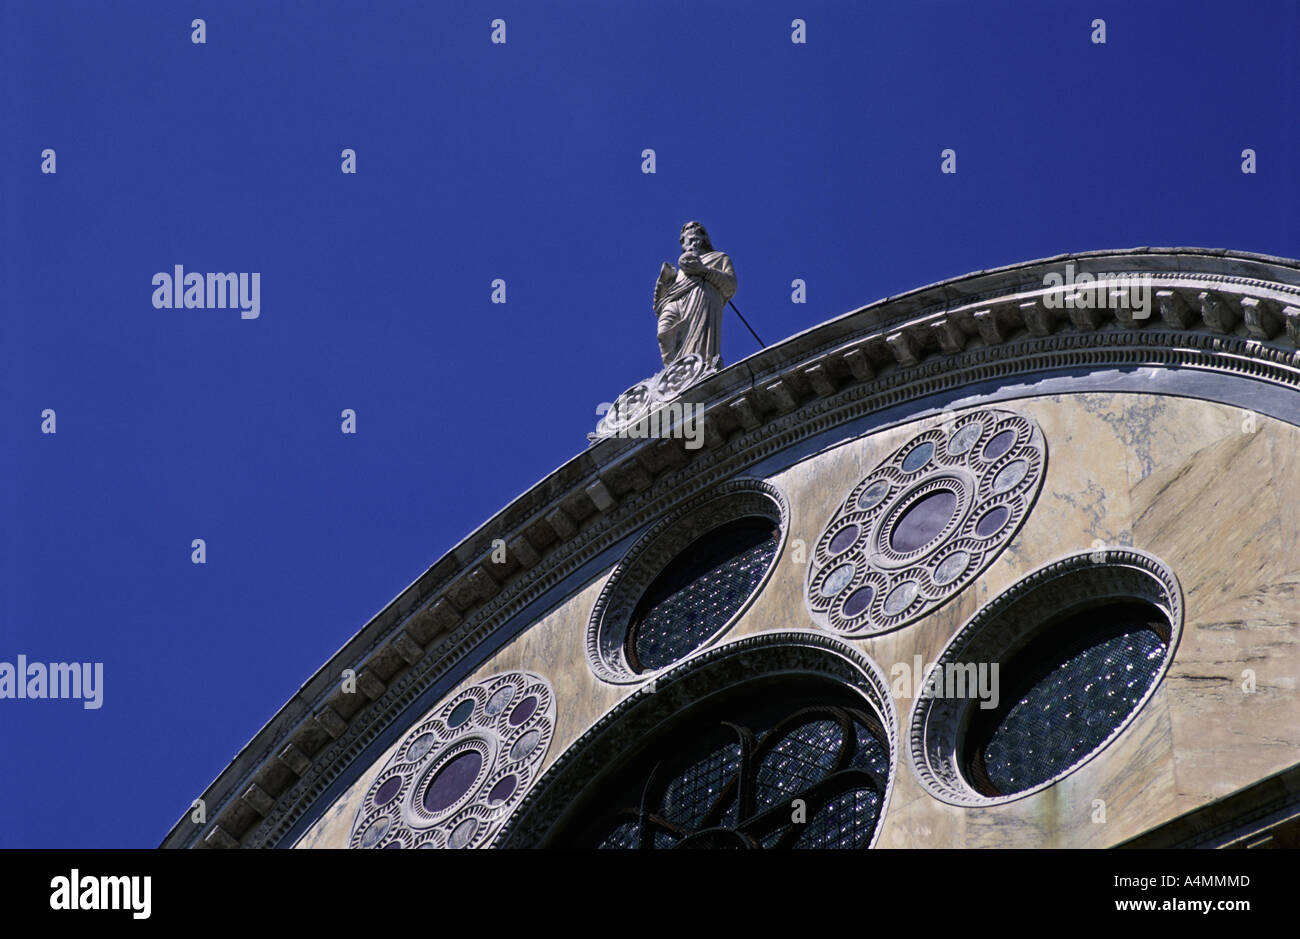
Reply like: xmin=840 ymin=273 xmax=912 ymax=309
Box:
xmin=588 ymin=354 xmax=720 ymax=444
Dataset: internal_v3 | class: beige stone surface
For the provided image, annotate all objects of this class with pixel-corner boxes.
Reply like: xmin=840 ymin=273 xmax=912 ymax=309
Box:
xmin=298 ymin=391 xmax=1300 ymax=848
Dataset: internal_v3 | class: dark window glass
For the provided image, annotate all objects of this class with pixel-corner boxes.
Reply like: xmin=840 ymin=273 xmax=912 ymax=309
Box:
xmin=626 ymin=517 xmax=779 ymax=672
xmin=573 ymin=684 xmax=890 ymax=850
xmin=791 ymin=788 xmax=883 ymax=849
xmin=597 ymin=820 xmax=641 ymax=850
xmin=964 ymin=601 xmax=1170 ymax=796
xmin=660 ymin=738 xmax=743 ymax=829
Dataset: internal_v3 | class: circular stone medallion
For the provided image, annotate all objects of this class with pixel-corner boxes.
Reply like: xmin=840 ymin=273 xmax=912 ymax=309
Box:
xmin=348 ymin=671 xmax=555 ymax=850
xmin=806 ymin=408 xmax=1046 ymax=635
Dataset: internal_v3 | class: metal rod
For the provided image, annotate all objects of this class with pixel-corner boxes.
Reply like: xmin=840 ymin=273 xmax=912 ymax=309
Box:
xmin=728 ymin=299 xmax=766 ymax=349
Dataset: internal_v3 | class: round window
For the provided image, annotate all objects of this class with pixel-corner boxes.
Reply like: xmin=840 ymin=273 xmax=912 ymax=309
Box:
xmin=964 ymin=601 xmax=1171 ymax=797
xmin=909 ymin=548 xmax=1181 ymax=806
xmin=587 ymin=480 xmax=787 ymax=683
xmin=624 ymin=516 xmax=779 ymax=673
xmin=501 ymin=634 xmax=898 ymax=849
xmin=584 ymin=695 xmax=890 ymax=850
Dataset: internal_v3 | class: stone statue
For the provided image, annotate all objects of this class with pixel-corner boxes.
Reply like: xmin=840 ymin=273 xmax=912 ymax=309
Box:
xmin=589 ymin=221 xmax=736 ymax=443
xmin=653 ymin=221 xmax=737 ymax=368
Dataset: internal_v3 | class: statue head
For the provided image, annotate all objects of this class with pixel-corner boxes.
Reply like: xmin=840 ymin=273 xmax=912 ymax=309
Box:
xmin=680 ymin=221 xmax=712 ymax=254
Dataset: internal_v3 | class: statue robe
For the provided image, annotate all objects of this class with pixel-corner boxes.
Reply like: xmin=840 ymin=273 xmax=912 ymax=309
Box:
xmin=654 ymin=250 xmax=737 ymax=367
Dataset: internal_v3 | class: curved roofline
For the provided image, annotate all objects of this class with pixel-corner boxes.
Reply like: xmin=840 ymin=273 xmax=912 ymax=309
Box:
xmin=164 ymin=247 xmax=1300 ymax=848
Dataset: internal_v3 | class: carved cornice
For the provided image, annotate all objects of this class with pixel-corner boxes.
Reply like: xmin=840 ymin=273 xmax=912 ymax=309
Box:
xmin=163 ymin=248 xmax=1300 ymax=849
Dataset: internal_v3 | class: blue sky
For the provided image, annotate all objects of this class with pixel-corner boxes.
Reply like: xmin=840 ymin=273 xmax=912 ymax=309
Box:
xmin=2 ymin=0 xmax=1297 ymax=847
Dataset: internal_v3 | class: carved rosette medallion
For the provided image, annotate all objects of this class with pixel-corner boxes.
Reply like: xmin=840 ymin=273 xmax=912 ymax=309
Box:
xmin=592 ymin=354 xmax=717 ymax=442
xmin=805 ymin=408 xmax=1046 ymax=635
xmin=655 ymin=353 xmax=710 ymax=398
xmin=599 ymin=383 xmax=654 ymax=436
xmin=348 ymin=671 xmax=555 ymax=849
